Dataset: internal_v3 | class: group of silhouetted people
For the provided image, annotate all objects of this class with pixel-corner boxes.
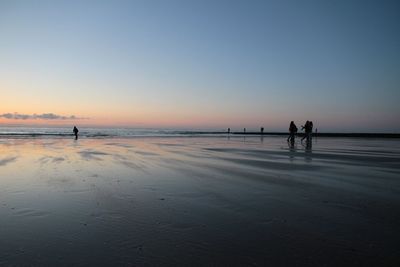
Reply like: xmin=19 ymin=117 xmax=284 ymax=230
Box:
xmin=287 ymin=120 xmax=314 ymax=143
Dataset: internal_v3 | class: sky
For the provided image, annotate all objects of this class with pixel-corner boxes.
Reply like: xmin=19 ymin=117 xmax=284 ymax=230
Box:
xmin=0 ymin=0 xmax=399 ymax=132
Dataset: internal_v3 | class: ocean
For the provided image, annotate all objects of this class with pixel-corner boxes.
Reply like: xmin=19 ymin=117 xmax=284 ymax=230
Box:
xmin=0 ymin=126 xmax=228 ymax=138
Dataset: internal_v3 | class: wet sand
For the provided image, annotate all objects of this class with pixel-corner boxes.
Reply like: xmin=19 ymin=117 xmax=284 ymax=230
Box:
xmin=0 ymin=136 xmax=399 ymax=266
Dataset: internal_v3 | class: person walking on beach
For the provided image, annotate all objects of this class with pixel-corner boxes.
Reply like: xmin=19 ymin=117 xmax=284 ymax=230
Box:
xmin=228 ymin=128 xmax=230 ymax=134
xmin=309 ymin=121 xmax=314 ymax=141
xmin=301 ymin=121 xmax=313 ymax=142
xmin=261 ymin=127 xmax=264 ymax=134
xmin=73 ymin=126 xmax=79 ymax=140
xmin=287 ymin=121 xmax=298 ymax=142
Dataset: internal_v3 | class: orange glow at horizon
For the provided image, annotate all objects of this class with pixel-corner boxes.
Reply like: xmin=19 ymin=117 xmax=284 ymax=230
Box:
xmin=0 ymin=107 xmax=290 ymax=129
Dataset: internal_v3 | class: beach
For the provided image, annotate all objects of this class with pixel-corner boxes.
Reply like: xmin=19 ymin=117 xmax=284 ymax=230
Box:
xmin=0 ymin=136 xmax=399 ymax=266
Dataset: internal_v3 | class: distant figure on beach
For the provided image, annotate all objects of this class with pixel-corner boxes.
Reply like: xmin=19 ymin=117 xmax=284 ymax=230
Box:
xmin=261 ymin=127 xmax=264 ymax=134
xmin=228 ymin=128 xmax=230 ymax=134
xmin=73 ymin=126 xmax=79 ymax=140
xmin=287 ymin=121 xmax=298 ymax=143
xmin=301 ymin=121 xmax=312 ymax=142
xmin=244 ymin=128 xmax=246 ymax=134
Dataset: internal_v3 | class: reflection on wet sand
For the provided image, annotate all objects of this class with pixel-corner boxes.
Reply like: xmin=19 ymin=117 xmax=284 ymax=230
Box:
xmin=0 ymin=156 xmax=18 ymax=166
xmin=0 ymin=137 xmax=400 ymax=266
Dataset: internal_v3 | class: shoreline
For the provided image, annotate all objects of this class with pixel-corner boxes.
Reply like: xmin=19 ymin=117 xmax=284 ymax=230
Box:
xmin=231 ymin=132 xmax=400 ymax=138
xmin=0 ymin=132 xmax=399 ymax=139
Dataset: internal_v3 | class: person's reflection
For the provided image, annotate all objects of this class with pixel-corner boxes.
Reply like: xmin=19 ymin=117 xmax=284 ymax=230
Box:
xmin=288 ymin=139 xmax=296 ymax=161
xmin=260 ymin=135 xmax=264 ymax=143
xmin=304 ymin=139 xmax=312 ymax=162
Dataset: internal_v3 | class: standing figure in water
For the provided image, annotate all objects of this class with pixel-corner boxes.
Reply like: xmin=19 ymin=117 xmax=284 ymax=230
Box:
xmin=301 ymin=121 xmax=313 ymax=143
xmin=73 ymin=126 xmax=79 ymax=140
xmin=287 ymin=121 xmax=298 ymax=143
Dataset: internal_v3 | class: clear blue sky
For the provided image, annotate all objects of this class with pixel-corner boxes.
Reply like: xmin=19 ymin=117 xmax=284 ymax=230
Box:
xmin=0 ymin=0 xmax=399 ymax=131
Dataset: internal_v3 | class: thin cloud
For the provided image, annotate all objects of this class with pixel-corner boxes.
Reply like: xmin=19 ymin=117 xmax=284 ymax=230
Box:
xmin=0 ymin=112 xmax=86 ymax=120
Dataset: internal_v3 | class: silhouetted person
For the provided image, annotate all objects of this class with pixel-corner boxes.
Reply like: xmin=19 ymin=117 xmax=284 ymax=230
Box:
xmin=301 ymin=121 xmax=312 ymax=142
xmin=309 ymin=121 xmax=314 ymax=141
xmin=261 ymin=127 xmax=264 ymax=134
xmin=228 ymin=128 xmax=230 ymax=134
xmin=244 ymin=128 xmax=246 ymax=134
xmin=287 ymin=121 xmax=298 ymax=143
xmin=73 ymin=126 xmax=79 ymax=140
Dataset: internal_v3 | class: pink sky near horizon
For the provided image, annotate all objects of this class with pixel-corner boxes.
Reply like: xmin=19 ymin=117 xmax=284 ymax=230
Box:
xmin=1 ymin=108 xmax=398 ymax=132
xmin=1 ymin=79 xmax=399 ymax=132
